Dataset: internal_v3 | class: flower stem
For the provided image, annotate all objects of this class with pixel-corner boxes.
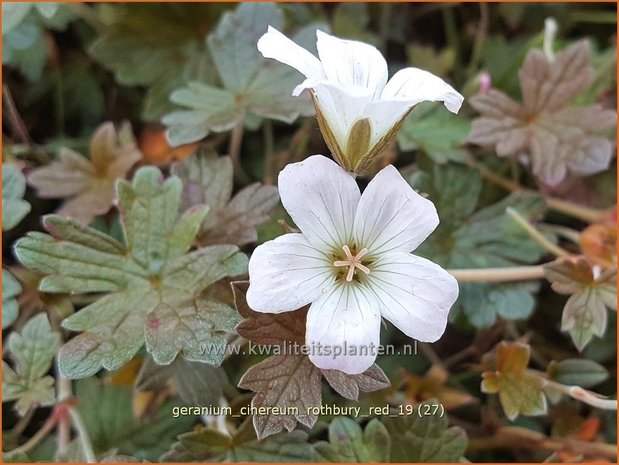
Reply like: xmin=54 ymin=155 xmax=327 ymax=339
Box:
xmin=11 ymin=415 xmax=57 ymax=455
xmin=228 ymin=123 xmax=250 ymax=185
xmin=469 ymin=156 xmax=608 ymax=223
xmin=542 ymin=378 xmax=618 ymax=410
xmin=448 ymin=266 xmax=546 ymax=283
xmin=506 ymin=207 xmax=570 ymax=258
xmin=69 ymin=408 xmax=96 ymax=463
xmin=262 ymin=120 xmax=276 ymax=185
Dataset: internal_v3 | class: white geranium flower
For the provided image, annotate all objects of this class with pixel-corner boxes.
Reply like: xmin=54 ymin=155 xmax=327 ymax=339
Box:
xmin=247 ymin=155 xmax=459 ymax=374
xmin=257 ymin=27 xmax=464 ymax=174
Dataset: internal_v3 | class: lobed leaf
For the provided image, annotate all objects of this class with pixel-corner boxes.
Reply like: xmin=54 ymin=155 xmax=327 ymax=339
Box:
xmin=28 ymin=122 xmax=142 ymax=225
xmin=2 ymin=164 xmax=31 ymax=231
xmin=2 ymin=313 xmax=60 ymax=415
xmin=15 ymin=166 xmax=248 ymax=378
xmin=313 ymin=418 xmax=390 ymax=462
xmin=172 ymin=149 xmax=279 ymax=247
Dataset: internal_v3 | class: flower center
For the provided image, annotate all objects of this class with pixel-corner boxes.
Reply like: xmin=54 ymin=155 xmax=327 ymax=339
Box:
xmin=333 ymin=245 xmax=371 ymax=282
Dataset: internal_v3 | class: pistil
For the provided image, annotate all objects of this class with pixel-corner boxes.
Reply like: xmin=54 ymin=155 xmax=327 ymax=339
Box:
xmin=333 ymin=245 xmax=371 ymax=281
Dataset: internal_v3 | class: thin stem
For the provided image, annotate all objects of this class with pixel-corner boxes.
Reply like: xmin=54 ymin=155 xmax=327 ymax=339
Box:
xmin=228 ymin=123 xmax=250 ymax=185
xmin=56 ymin=373 xmax=72 ymax=457
xmin=538 ymin=223 xmax=581 ymax=244
xmin=466 ymin=2 xmax=489 ymax=78
xmin=2 ymin=85 xmax=32 ymax=145
xmin=470 ymin=156 xmax=608 ymax=223
xmin=506 ymin=207 xmax=570 ymax=258
xmin=545 ymin=197 xmax=606 ymax=224
xmin=542 ymin=378 xmax=618 ymax=411
xmin=69 ymin=409 xmax=96 ymax=463
xmin=442 ymin=7 xmax=462 ymax=82
xmin=467 ymin=426 xmax=617 ymax=459
xmin=448 ymin=266 xmax=546 ymax=283
xmin=11 ymin=415 xmax=57 ymax=455
xmin=8 ymin=407 xmax=35 ymax=440
xmin=262 ymin=120 xmax=275 ymax=185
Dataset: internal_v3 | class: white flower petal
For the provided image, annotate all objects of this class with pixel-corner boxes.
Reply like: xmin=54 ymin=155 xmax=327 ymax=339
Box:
xmin=353 ymin=165 xmax=439 ymax=256
xmin=306 ymin=283 xmax=381 ymax=374
xmin=363 ymin=99 xmax=413 ymax=146
xmin=247 ymin=233 xmax=334 ymax=313
xmin=257 ymin=26 xmax=324 ymax=80
xmin=316 ymin=30 xmax=388 ymax=99
xmin=278 ymin=155 xmax=360 ymax=250
xmin=381 ymin=68 xmax=464 ymax=114
xmin=311 ymin=82 xmax=373 ymax=152
xmin=367 ymin=252 xmax=458 ymax=342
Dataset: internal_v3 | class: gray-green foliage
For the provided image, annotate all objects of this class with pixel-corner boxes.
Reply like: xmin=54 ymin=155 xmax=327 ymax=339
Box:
xmin=163 ymin=3 xmax=314 ymax=146
xmin=2 ymin=314 xmax=61 ymax=415
xmin=2 ymin=3 xmax=74 ymax=82
xmin=398 ymin=102 xmax=471 ymax=164
xmin=313 ymin=418 xmax=390 ymax=462
xmin=2 ymin=269 xmax=22 ymax=329
xmin=2 ymin=164 xmax=31 ymax=231
xmin=410 ymin=165 xmax=550 ymax=327
xmin=75 ymin=377 xmax=195 ymax=462
xmin=15 ymin=167 xmax=248 ymax=379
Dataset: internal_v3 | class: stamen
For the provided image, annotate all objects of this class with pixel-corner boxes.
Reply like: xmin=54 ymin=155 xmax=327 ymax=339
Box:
xmin=332 ymin=245 xmax=371 ymax=281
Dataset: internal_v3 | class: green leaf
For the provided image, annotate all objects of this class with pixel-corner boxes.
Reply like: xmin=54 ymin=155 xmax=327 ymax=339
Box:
xmin=2 ymin=164 xmax=31 ymax=231
xmin=2 ymin=313 xmax=60 ymax=415
xmin=313 ymin=418 xmax=390 ymax=462
xmin=15 ymin=167 xmax=248 ymax=378
xmin=75 ymin=377 xmax=195 ymax=461
xmin=162 ymin=422 xmax=314 ymax=462
xmin=382 ymin=399 xmax=467 ymax=462
xmin=163 ymin=3 xmax=313 ymax=146
xmin=2 ymin=269 xmax=21 ymax=329
xmin=89 ymin=3 xmax=222 ymax=120
xmin=547 ymin=358 xmax=608 ymax=388
xmin=398 ymin=102 xmax=471 ymax=164
xmin=172 ymin=150 xmax=279 ymax=246
xmin=410 ymin=164 xmax=551 ymax=328
xmin=481 ymin=342 xmax=547 ymax=421
xmin=136 ymin=354 xmax=229 ymax=407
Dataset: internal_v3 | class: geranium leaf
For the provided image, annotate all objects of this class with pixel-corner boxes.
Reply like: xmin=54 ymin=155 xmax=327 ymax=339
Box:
xmin=89 ymin=3 xmax=222 ymax=120
xmin=28 ymin=122 xmax=142 ymax=225
xmin=172 ymin=150 xmax=279 ymax=247
xmin=15 ymin=166 xmax=248 ymax=378
xmin=410 ymin=164 xmax=550 ymax=328
xmin=238 ymin=354 xmax=322 ymax=440
xmin=313 ymin=418 xmax=390 ymax=462
xmin=135 ymin=356 xmax=229 ymax=407
xmin=231 ymin=281 xmax=390 ymax=439
xmin=322 ymin=365 xmax=390 ymax=401
xmin=544 ymin=257 xmax=616 ymax=350
xmin=382 ymin=399 xmax=467 ymax=462
xmin=2 ymin=163 xmax=31 ymax=231
xmin=2 ymin=313 xmax=60 ymax=415
xmin=469 ymin=40 xmax=617 ymax=186
xmin=2 ymin=268 xmax=22 ymax=329
xmin=481 ymin=342 xmax=547 ymax=421
xmin=547 ymin=358 xmax=608 ymax=388
xmin=161 ymin=422 xmax=313 ymax=462
xmin=398 ymin=102 xmax=471 ymax=164
xmin=75 ymin=377 xmax=194 ymax=461
xmin=163 ymin=3 xmax=313 ymax=146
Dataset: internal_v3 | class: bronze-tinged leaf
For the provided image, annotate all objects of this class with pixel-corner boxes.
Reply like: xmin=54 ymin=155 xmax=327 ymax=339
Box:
xmin=322 ymin=364 xmax=390 ymax=401
xmin=238 ymin=354 xmax=322 ymax=440
xmin=231 ymin=281 xmax=306 ymax=346
xmin=172 ymin=149 xmax=279 ymax=247
xmin=28 ymin=122 xmax=142 ymax=224
xmin=481 ymin=342 xmax=547 ymax=421
xmin=580 ymin=223 xmax=617 ymax=269
xmin=544 ymin=257 xmax=617 ymax=350
xmin=468 ymin=40 xmax=617 ymax=187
